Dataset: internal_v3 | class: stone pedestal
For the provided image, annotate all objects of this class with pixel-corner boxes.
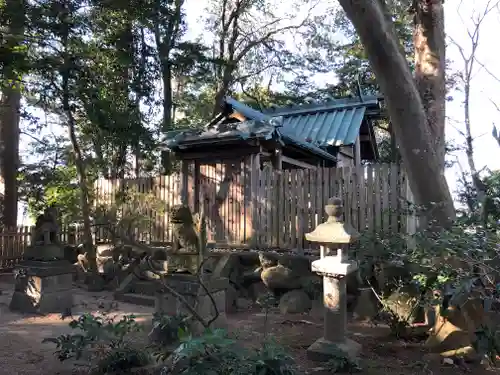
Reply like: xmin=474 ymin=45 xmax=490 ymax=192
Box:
xmin=154 ymin=275 xmax=229 ymax=334
xmin=23 ymin=243 xmax=65 ymax=261
xmin=306 ymin=255 xmax=361 ymax=361
xmin=304 ymin=197 xmax=361 ymax=362
xmin=9 ymin=260 xmax=74 ymax=314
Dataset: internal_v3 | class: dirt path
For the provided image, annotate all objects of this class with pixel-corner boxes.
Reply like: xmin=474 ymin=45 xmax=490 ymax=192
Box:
xmin=0 ymin=278 xmax=499 ymax=375
xmin=0 ymin=281 xmax=154 ymax=375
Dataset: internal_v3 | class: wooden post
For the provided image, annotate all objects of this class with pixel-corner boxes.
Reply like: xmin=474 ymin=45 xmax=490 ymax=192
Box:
xmin=406 ymin=176 xmax=417 ymax=250
xmin=250 ymin=153 xmax=261 ymax=247
xmin=181 ymin=160 xmax=189 ymax=206
xmin=354 ymin=136 xmax=361 ymax=166
xmin=272 ymin=148 xmax=283 ymax=170
xmin=193 ymin=161 xmax=201 ymax=213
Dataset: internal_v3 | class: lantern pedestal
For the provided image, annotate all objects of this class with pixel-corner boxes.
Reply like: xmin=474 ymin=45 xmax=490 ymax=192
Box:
xmin=306 ymin=255 xmax=361 ymax=361
xmin=304 ymin=197 xmax=361 ymax=362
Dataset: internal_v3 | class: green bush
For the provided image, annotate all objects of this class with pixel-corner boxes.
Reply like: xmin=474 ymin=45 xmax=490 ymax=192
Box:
xmin=165 ymin=329 xmax=297 ymax=375
xmin=43 ymin=313 xmax=149 ymax=373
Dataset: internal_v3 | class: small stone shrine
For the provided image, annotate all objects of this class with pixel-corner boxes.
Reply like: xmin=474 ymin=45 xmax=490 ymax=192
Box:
xmin=305 ymin=197 xmax=361 ymax=361
xmin=10 ymin=206 xmax=74 ymax=314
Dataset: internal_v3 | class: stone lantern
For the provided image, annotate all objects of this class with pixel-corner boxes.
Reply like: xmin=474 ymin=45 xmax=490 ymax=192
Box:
xmin=305 ymin=197 xmax=361 ymax=361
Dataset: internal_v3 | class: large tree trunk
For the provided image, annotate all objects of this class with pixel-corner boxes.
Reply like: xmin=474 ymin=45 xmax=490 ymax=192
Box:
xmin=413 ymin=0 xmax=446 ymax=172
xmin=337 ymin=0 xmax=454 ymax=228
xmin=0 ymin=0 xmax=24 ymax=227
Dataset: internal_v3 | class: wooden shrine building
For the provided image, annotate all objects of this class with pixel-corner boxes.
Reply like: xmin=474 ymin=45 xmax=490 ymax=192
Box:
xmin=160 ymin=95 xmax=384 ymax=245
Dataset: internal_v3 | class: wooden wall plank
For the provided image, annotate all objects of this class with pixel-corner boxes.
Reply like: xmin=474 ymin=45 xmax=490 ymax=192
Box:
xmin=78 ymin=163 xmax=414 ymax=254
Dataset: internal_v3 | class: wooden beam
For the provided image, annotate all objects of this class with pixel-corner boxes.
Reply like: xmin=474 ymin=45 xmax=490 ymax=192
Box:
xmin=181 ymin=160 xmax=189 ymax=205
xmin=193 ymin=161 xmax=200 ymax=213
xmin=175 ymin=146 xmax=260 ymax=161
xmin=282 ymin=156 xmax=317 ymax=170
xmin=272 ymin=148 xmax=283 ymax=170
xmin=229 ymin=111 xmax=246 ymax=122
xmin=250 ymin=153 xmax=261 ymax=247
xmin=339 ymin=145 xmax=354 ymax=158
xmin=359 ymin=134 xmax=371 ymax=141
xmin=354 ymin=136 xmax=361 ymax=166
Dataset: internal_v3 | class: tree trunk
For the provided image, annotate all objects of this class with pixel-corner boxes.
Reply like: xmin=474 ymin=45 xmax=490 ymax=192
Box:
xmin=60 ymin=5 xmax=96 ymax=272
xmin=413 ymin=0 xmax=446 ymax=172
xmin=66 ymin=112 xmax=96 ymax=272
xmin=161 ymin=59 xmax=173 ymax=131
xmin=337 ymin=0 xmax=454 ymax=228
xmin=0 ymin=0 xmax=24 ymax=227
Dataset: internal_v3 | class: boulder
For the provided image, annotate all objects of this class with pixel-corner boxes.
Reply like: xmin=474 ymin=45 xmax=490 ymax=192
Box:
xmin=277 ymin=254 xmax=311 ymax=277
xmin=374 ymin=262 xmax=414 ymax=294
xmin=238 ymin=252 xmax=260 ymax=267
xmin=259 ymin=252 xmax=279 ymax=269
xmin=225 ymin=285 xmax=238 ymax=314
xmin=261 ymin=265 xmax=302 ymax=291
xmin=426 ymin=298 xmax=491 ymax=359
xmin=353 ymin=288 xmax=378 ymax=321
xmin=248 ymin=281 xmax=269 ymax=301
xmin=236 ymin=298 xmax=253 ymax=310
xmin=384 ymin=284 xmax=425 ymax=324
xmin=96 ymin=243 xmax=114 ymax=257
xmin=346 ymin=269 xmax=362 ymax=295
xmin=212 ymin=254 xmax=242 ymax=287
xmin=279 ymin=290 xmax=312 ymax=314
xmin=300 ymin=275 xmax=323 ymax=300
xmin=241 ymin=266 xmax=262 ymax=284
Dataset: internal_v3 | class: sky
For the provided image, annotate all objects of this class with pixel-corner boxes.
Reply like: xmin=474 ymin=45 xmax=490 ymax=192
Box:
xmin=16 ymin=0 xmax=500 ymax=224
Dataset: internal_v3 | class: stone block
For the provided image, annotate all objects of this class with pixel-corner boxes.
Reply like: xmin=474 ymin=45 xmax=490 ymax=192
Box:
xmin=154 ymin=277 xmax=229 ymax=333
xmin=24 ymin=244 xmax=66 ymax=261
xmin=212 ymin=254 xmax=240 ymax=279
xmin=353 ymin=288 xmax=378 ymax=321
xmin=307 ymin=337 xmax=361 ymax=362
xmin=9 ymin=260 xmax=74 ymax=314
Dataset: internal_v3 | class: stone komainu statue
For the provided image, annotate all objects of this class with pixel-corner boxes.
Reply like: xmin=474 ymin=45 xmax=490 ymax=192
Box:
xmin=33 ymin=206 xmax=59 ymax=245
xmin=169 ymin=205 xmax=206 ymax=274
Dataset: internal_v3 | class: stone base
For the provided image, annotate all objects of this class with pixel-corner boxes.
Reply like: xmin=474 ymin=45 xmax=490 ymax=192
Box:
xmin=154 ymin=276 xmax=229 ymax=334
xmin=24 ymin=244 xmax=66 ymax=261
xmin=307 ymin=337 xmax=361 ymax=362
xmin=9 ymin=260 xmax=74 ymax=314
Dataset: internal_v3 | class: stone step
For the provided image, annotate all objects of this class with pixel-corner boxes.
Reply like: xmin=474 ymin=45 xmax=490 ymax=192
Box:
xmin=116 ymin=293 xmax=156 ymax=307
xmin=131 ymin=280 xmax=161 ymax=296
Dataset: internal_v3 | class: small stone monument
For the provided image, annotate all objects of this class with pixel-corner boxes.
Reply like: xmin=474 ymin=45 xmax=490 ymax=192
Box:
xmin=10 ymin=206 xmax=74 ymax=314
xmin=305 ymin=197 xmax=361 ymax=362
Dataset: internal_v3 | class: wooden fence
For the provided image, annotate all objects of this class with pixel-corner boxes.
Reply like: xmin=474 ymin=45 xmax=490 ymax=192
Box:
xmin=0 ymin=226 xmax=85 ymax=270
xmin=0 ymin=226 xmax=31 ymax=269
xmin=93 ymin=163 xmax=415 ymax=250
xmin=0 ymin=163 xmax=415 ymax=270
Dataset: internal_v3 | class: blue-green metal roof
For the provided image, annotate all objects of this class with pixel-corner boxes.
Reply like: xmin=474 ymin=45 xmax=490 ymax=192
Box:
xmin=262 ymin=96 xmax=381 ymax=147
xmin=161 ymin=116 xmax=337 ymax=162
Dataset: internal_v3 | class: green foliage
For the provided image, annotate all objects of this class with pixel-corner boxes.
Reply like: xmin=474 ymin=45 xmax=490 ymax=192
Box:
xmin=167 ymin=329 xmax=297 ymax=375
xmin=474 ymin=325 xmax=500 ymax=365
xmin=94 ymin=347 xmax=150 ymax=374
xmin=43 ymin=313 xmax=148 ymax=373
xmin=150 ymin=312 xmax=190 ymax=358
xmin=353 ymin=209 xmax=500 ymax=330
xmin=323 ymin=347 xmax=362 ymax=373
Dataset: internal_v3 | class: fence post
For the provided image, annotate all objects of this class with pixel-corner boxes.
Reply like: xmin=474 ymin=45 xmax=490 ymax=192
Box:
xmin=405 ymin=176 xmax=417 ymax=250
xmin=250 ymin=153 xmax=260 ymax=248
